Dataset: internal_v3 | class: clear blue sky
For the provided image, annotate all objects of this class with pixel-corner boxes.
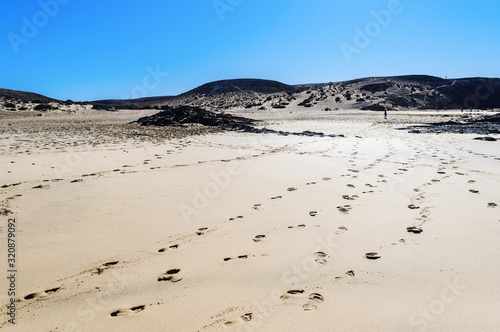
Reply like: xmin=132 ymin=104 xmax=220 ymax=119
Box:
xmin=1 ymin=0 xmax=499 ymax=101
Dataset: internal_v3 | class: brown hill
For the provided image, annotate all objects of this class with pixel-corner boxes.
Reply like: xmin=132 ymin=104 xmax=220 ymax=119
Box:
xmin=2 ymin=76 xmax=500 ymax=113
xmin=0 ymin=88 xmax=60 ymax=103
xmin=96 ymin=76 xmax=500 ymax=111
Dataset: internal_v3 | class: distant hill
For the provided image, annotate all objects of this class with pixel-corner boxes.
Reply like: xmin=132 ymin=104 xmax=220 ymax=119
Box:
xmin=96 ymin=76 xmax=500 ymax=111
xmin=297 ymin=76 xmax=500 ymax=111
xmin=93 ymin=79 xmax=298 ymax=110
xmin=2 ymin=76 xmax=500 ymax=112
xmin=181 ymin=78 xmax=296 ymax=95
xmin=0 ymin=88 xmax=60 ymax=103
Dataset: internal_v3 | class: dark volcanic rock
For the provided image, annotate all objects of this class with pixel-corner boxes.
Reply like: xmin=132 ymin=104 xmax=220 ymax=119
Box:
xmin=135 ymin=105 xmax=339 ymax=138
xmin=135 ymin=106 xmax=256 ymax=131
xmin=403 ymin=113 xmax=500 ymax=135
xmin=474 ymin=136 xmax=497 ymax=141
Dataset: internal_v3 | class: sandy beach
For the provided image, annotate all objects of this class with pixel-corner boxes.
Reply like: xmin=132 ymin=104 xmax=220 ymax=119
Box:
xmin=1 ymin=107 xmax=499 ymax=331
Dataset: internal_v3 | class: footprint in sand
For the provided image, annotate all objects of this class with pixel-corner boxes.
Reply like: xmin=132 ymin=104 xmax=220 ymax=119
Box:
xmin=287 ymin=187 xmax=297 ymax=192
xmin=288 ymin=224 xmax=306 ymax=229
xmin=110 ymin=305 xmax=146 ymax=317
xmin=408 ymin=204 xmax=420 ymax=210
xmin=223 ymin=255 xmax=248 ymax=262
xmin=347 ymin=184 xmax=355 ymax=188
xmin=342 ymin=194 xmax=359 ymax=200
xmin=70 ymin=179 xmax=83 ymax=183
xmin=271 ymin=195 xmax=282 ymax=200
xmin=335 ymin=270 xmax=356 ymax=282
xmin=24 ymin=287 xmax=61 ymax=301
xmin=407 ymin=226 xmax=423 ymax=234
xmin=158 ymin=244 xmax=179 ymax=253
xmin=314 ymin=252 xmax=328 ymax=265
xmin=303 ymin=293 xmax=325 ymax=311
xmin=392 ymin=239 xmax=407 ymax=245
xmin=0 ymin=208 xmax=13 ymax=216
xmin=469 ymin=189 xmax=479 ymax=194
xmin=337 ymin=205 xmax=352 ymax=215
xmin=229 ymin=216 xmax=244 ymax=221
xmin=32 ymin=184 xmax=50 ymax=189
xmin=323 ymin=177 xmax=331 ymax=181
xmin=253 ymin=235 xmax=266 ymax=242
xmin=335 ymin=226 xmax=348 ymax=235
xmin=306 ymin=182 xmax=317 ymax=185
xmin=158 ymin=269 xmax=182 ymax=282
xmin=309 ymin=211 xmax=318 ymax=217
xmin=487 ymin=203 xmax=497 ymax=208
xmin=197 ymin=227 xmax=208 ymax=235
xmin=468 ymin=180 xmax=476 ymax=184
xmin=224 ymin=313 xmax=253 ymax=327
xmin=92 ymin=261 xmax=119 ymax=275
xmin=364 ymin=252 xmax=381 ymax=260
xmin=280 ymin=289 xmax=325 ymax=310
xmin=280 ymin=289 xmax=305 ymax=300
xmin=252 ymin=204 xmax=261 ymax=210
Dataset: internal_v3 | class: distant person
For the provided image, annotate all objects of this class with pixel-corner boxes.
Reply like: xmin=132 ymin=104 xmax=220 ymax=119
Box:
xmin=461 ymin=106 xmax=464 ymax=112
xmin=384 ymin=107 xmax=387 ymax=119
xmin=470 ymin=107 xmax=473 ymax=112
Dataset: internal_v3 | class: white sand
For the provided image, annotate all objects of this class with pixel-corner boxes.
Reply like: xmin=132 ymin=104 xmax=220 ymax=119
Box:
xmin=1 ymin=108 xmax=499 ymax=331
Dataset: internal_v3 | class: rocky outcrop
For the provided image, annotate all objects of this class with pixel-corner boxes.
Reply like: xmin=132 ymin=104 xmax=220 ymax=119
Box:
xmin=403 ymin=113 xmax=500 ymax=135
xmin=135 ymin=105 xmax=341 ymax=138
xmin=135 ymin=105 xmax=256 ymax=131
